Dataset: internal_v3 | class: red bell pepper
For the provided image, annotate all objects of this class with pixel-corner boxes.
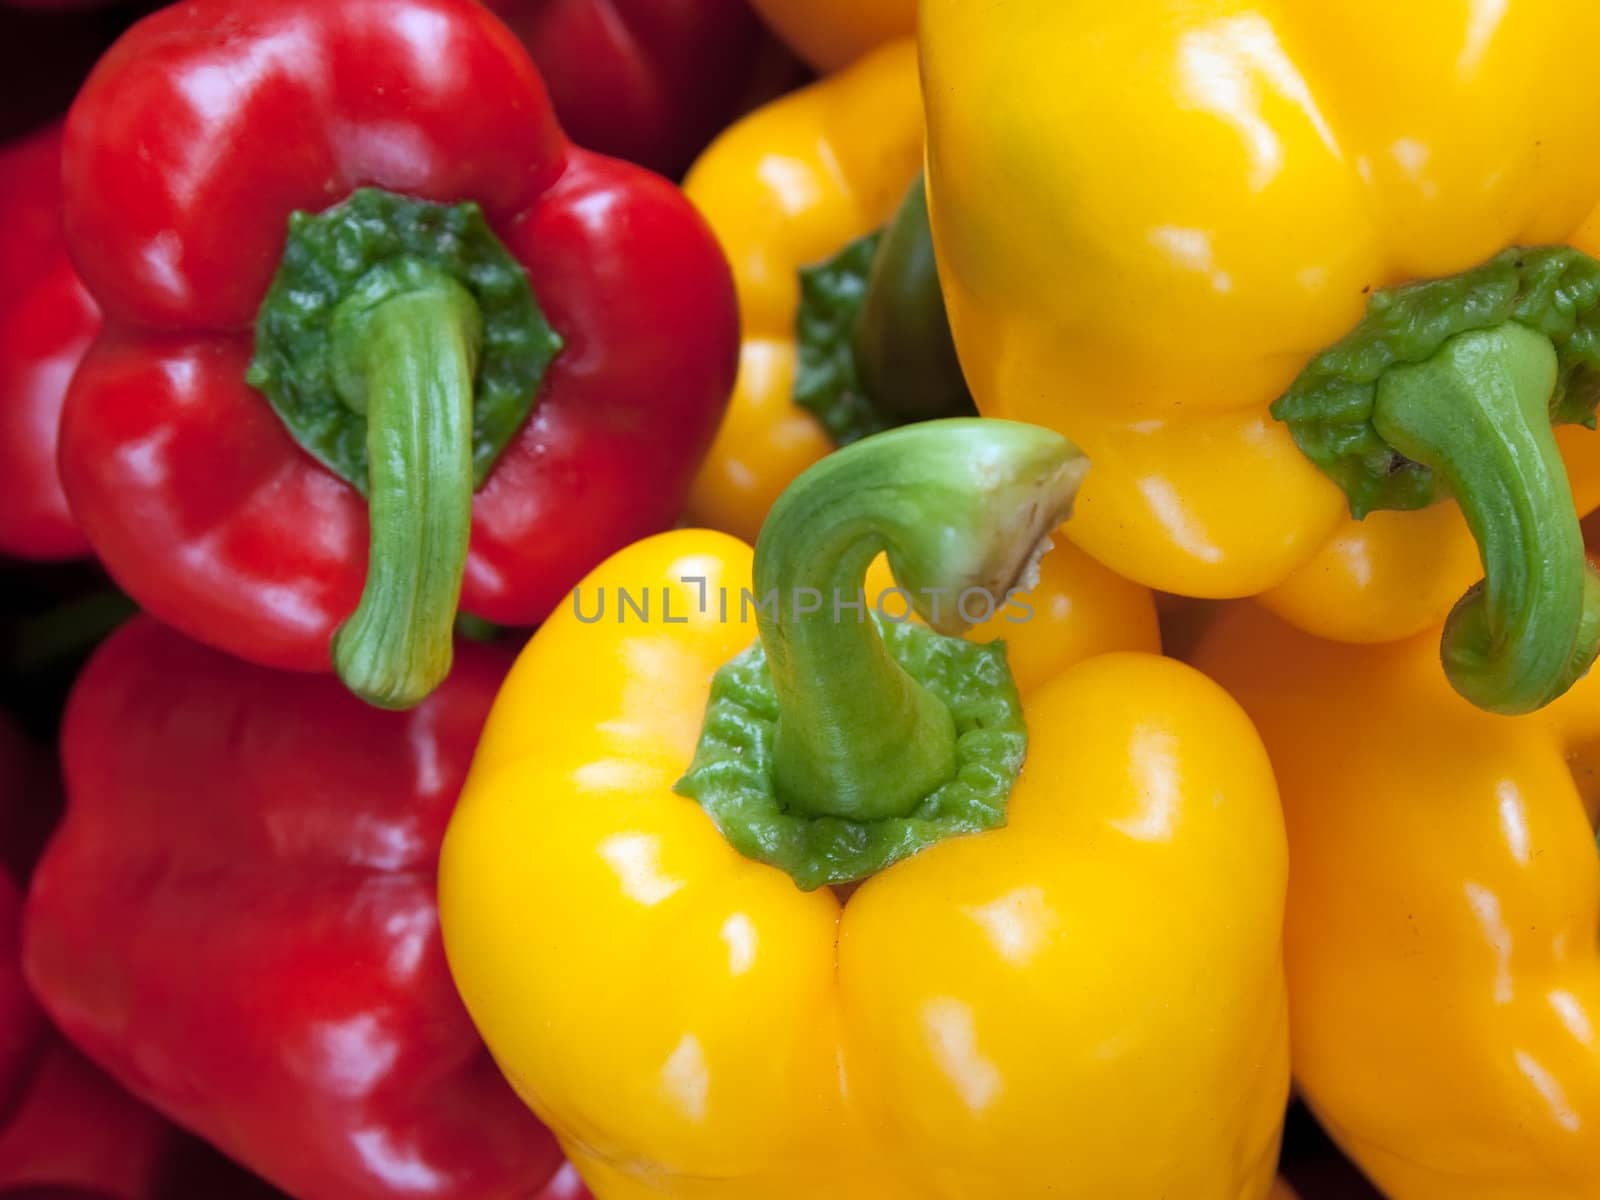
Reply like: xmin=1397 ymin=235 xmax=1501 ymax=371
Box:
xmin=0 ymin=1044 xmax=174 ymax=1199
xmin=484 ymin=0 xmax=793 ymax=178
xmin=59 ymin=0 xmax=738 ymax=708
xmin=0 ymin=719 xmax=44 ymax=1125
xmin=0 ymin=714 xmax=275 ymax=1198
xmin=23 ymin=615 xmax=590 ymax=1200
xmin=0 ymin=122 xmax=96 ymax=562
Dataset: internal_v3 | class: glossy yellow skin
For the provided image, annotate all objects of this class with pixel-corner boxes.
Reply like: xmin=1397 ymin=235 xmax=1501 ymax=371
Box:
xmin=1257 ymin=420 xmax=1600 ymax=643
xmin=921 ymin=0 xmax=1600 ymax=640
xmin=681 ymin=41 xmax=922 ymax=545
xmin=862 ymin=536 xmax=1161 ymax=693
xmin=441 ymin=529 xmax=1288 ymax=1198
xmin=1195 ymin=606 xmax=1600 ymax=1199
xmin=745 ymin=0 xmax=913 ymax=72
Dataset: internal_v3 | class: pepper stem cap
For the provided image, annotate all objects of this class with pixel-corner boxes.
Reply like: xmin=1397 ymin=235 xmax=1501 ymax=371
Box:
xmin=1375 ymin=324 xmax=1600 ymax=713
xmin=676 ymin=419 xmax=1086 ymax=888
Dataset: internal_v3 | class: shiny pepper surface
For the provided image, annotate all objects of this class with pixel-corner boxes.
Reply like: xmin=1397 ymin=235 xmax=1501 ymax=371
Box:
xmin=0 ymin=121 xmax=96 ymax=560
xmin=684 ymin=41 xmax=989 ymax=543
xmin=481 ymin=0 xmax=781 ymax=178
xmin=0 ymin=715 xmax=262 ymax=1197
xmin=682 ymin=40 xmax=922 ymax=544
xmin=920 ymin=0 xmax=1600 ymax=653
xmin=1195 ymin=605 xmax=1600 ymax=1199
xmin=24 ymin=617 xmax=586 ymax=1200
xmin=443 ymin=421 xmax=1287 ymax=1199
xmin=745 ymin=0 xmax=911 ymax=71
xmin=59 ymin=0 xmax=737 ymax=708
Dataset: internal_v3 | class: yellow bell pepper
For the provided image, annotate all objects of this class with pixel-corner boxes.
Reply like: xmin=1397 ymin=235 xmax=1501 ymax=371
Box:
xmin=861 ymin=536 xmax=1158 ymax=696
xmin=921 ymin=0 xmax=1600 ymax=714
xmin=1194 ymin=603 xmax=1600 ymax=1199
xmin=745 ymin=0 xmax=913 ymax=72
xmin=441 ymin=420 xmax=1286 ymax=1198
xmin=682 ymin=41 xmax=921 ymax=545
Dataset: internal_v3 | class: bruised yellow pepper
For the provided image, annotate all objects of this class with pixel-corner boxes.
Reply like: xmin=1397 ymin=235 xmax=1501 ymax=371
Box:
xmin=921 ymin=0 xmax=1600 ymax=714
xmin=744 ymin=0 xmax=912 ymax=72
xmin=441 ymin=421 xmax=1286 ymax=1198
xmin=1195 ymin=604 xmax=1600 ymax=1199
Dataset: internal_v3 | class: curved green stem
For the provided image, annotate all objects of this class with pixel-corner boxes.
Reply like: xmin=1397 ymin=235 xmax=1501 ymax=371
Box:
xmin=792 ymin=177 xmax=974 ymax=446
xmin=853 ymin=176 xmax=974 ymax=424
xmin=247 ymin=188 xmax=562 ymax=709
xmin=755 ymin=418 xmax=1085 ymax=820
xmin=328 ymin=265 xmax=482 ymax=709
xmin=1374 ymin=324 xmax=1600 ymax=714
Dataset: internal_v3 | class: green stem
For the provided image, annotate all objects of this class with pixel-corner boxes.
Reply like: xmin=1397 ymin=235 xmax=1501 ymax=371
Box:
xmin=853 ymin=176 xmax=974 ymax=424
xmin=1374 ymin=324 xmax=1600 ymax=714
xmin=328 ymin=264 xmax=482 ymax=709
xmin=755 ymin=418 xmax=1085 ymax=820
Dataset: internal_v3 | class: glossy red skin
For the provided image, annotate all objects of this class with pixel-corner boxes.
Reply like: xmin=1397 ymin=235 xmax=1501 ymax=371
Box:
xmin=59 ymin=0 xmax=738 ymax=672
xmin=0 ymin=1046 xmax=174 ymax=1198
xmin=484 ymin=0 xmax=771 ymax=178
xmin=0 ymin=721 xmax=42 ymax=1127
xmin=0 ymin=717 xmax=186 ymax=1200
xmin=0 ymin=123 xmax=96 ymax=561
xmin=23 ymin=617 xmax=590 ymax=1200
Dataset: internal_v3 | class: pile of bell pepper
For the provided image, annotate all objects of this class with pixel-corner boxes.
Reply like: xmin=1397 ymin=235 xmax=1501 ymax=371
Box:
xmin=2 ymin=1 xmax=1595 ymax=1197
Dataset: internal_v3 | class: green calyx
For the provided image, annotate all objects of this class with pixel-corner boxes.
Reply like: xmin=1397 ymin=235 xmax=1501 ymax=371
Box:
xmin=248 ymin=187 xmax=562 ymax=493
xmin=677 ymin=618 xmax=1023 ymax=891
xmin=675 ymin=418 xmax=1087 ymax=889
xmin=1273 ymin=246 xmax=1600 ymax=715
xmin=247 ymin=188 xmax=562 ymax=709
xmin=792 ymin=230 xmax=881 ymax=443
xmin=1272 ymin=247 xmax=1600 ymax=515
xmin=792 ymin=176 xmax=976 ymax=446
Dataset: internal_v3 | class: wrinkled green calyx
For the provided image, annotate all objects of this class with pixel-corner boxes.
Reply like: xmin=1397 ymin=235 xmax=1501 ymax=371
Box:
xmin=675 ymin=419 xmax=1086 ymax=889
xmin=792 ymin=177 xmax=975 ymax=446
xmin=248 ymin=187 xmax=562 ymax=492
xmin=1273 ymin=246 xmax=1600 ymax=715
xmin=793 ymin=230 xmax=882 ymax=444
xmin=676 ymin=618 xmax=1024 ymax=890
xmin=1272 ymin=246 xmax=1600 ymax=517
